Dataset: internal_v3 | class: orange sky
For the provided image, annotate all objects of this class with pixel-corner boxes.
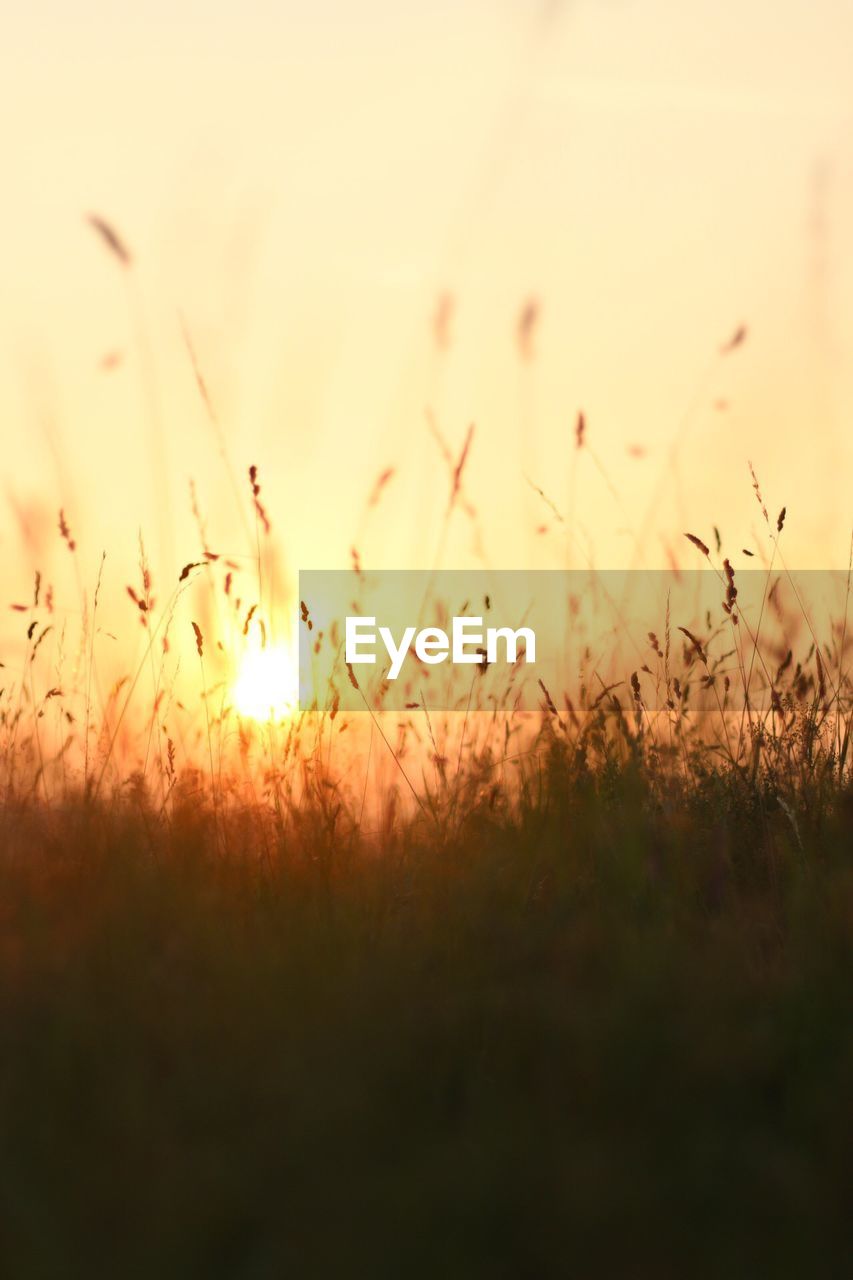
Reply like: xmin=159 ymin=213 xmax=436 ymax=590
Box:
xmin=1 ymin=0 xmax=852 ymax=646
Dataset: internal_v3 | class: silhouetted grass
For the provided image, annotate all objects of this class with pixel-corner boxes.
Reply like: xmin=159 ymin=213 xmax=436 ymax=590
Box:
xmin=2 ymin=295 xmax=850 ymax=1272
xmin=1 ymin=754 xmax=850 ymax=1277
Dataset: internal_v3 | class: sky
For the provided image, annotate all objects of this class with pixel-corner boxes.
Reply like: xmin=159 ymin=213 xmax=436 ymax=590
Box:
xmin=1 ymin=0 xmax=852 ymax=645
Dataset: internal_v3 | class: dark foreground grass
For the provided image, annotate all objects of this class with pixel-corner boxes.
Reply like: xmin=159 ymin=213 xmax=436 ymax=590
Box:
xmin=1 ymin=767 xmax=851 ymax=1278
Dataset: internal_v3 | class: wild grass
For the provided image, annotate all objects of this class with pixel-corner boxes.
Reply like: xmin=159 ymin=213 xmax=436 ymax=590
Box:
xmin=0 ymin=752 xmax=851 ymax=1277
xmin=1 ymin=500 xmax=851 ymax=1278
xmin=1 ymin=270 xmax=851 ymax=1272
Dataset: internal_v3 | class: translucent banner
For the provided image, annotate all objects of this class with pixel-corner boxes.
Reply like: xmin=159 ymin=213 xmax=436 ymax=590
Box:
xmin=298 ymin=568 xmax=851 ymax=720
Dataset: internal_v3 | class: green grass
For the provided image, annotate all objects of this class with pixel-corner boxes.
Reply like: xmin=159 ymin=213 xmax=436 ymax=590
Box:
xmin=1 ymin=760 xmax=851 ymax=1277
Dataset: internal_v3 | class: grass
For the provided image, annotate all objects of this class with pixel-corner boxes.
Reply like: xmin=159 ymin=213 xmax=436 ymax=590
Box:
xmin=2 ymin=516 xmax=851 ymax=1275
xmin=2 ymin=274 xmax=851 ymax=1272
xmin=0 ymin=755 xmax=851 ymax=1277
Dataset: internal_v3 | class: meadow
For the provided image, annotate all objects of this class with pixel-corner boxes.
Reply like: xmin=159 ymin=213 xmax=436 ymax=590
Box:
xmin=1 ymin=739 xmax=851 ymax=1276
xmin=1 ymin=440 xmax=852 ymax=1275
xmin=0 ymin=206 xmax=849 ymax=1275
xmin=4 ymin=0 xmax=853 ymax=1265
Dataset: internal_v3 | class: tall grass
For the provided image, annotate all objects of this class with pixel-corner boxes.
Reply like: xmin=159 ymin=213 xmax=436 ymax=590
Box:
xmin=1 ymin=274 xmax=851 ymax=1273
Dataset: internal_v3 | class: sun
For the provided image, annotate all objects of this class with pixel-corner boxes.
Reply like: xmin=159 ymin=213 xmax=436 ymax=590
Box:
xmin=233 ymin=641 xmax=297 ymax=721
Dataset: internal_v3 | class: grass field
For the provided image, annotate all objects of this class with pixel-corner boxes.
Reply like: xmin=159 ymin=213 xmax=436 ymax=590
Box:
xmin=1 ymin=743 xmax=851 ymax=1277
xmin=5 ymin=0 xmax=853 ymax=1270
xmin=2 ymin=450 xmax=852 ymax=1274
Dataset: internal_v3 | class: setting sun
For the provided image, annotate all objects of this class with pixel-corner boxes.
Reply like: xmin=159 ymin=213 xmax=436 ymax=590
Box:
xmin=233 ymin=642 xmax=297 ymax=721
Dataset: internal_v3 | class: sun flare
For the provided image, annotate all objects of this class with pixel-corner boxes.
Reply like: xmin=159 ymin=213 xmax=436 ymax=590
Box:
xmin=233 ymin=642 xmax=297 ymax=721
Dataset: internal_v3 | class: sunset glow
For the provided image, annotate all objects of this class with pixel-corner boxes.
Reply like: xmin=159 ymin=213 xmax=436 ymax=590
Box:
xmin=3 ymin=5 xmax=852 ymax=1269
xmin=232 ymin=642 xmax=297 ymax=722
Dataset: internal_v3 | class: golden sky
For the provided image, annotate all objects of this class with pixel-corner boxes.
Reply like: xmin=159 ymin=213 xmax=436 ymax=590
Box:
xmin=1 ymin=0 xmax=852 ymax=636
